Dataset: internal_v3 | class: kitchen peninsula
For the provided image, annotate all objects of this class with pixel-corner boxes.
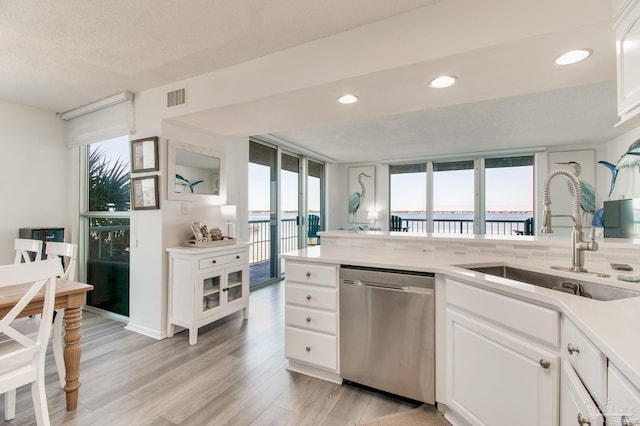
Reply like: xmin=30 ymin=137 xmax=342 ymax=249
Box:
xmin=281 ymin=231 xmax=640 ymax=426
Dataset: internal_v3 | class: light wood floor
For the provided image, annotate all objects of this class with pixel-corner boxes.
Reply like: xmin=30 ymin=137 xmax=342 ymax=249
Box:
xmin=2 ymin=281 xmax=424 ymax=426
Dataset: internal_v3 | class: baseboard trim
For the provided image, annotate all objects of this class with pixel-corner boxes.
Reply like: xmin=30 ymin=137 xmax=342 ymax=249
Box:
xmin=125 ymin=322 xmax=164 ymax=340
xmin=286 ymin=360 xmax=342 ymax=384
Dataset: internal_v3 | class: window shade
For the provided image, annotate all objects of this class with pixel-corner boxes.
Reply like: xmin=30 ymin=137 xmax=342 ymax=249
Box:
xmin=64 ymin=92 xmax=134 ymax=148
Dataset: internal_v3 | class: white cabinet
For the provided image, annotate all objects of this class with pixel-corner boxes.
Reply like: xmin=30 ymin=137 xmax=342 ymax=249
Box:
xmin=284 ymin=260 xmax=340 ymax=383
xmin=615 ymin=0 xmax=640 ymax=124
xmin=444 ymin=278 xmax=560 ymax=426
xmin=606 ymin=363 xmax=640 ymax=425
xmin=561 ymin=362 xmax=604 ymax=426
xmin=167 ymin=244 xmax=250 ymax=345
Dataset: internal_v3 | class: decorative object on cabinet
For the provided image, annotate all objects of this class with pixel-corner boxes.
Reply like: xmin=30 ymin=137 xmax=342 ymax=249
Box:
xmin=221 ymin=205 xmax=236 ymax=238
xmin=167 ymin=243 xmax=250 ymax=345
xmin=348 ymin=165 xmax=374 ymax=223
xmin=131 ymin=175 xmax=159 ymax=210
xmin=130 ymin=136 xmax=159 ymax=173
xmin=167 ymin=139 xmax=224 ymax=203
xmin=182 ymin=222 xmax=234 ymax=248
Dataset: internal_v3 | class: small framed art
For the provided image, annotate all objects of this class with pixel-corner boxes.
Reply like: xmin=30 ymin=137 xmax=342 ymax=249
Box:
xmin=131 ymin=136 xmax=159 ymax=173
xmin=131 ymin=175 xmax=160 ymax=210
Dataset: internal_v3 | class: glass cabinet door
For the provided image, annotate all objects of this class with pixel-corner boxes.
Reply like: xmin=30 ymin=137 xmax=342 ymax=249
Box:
xmin=225 ymin=268 xmax=245 ymax=303
xmin=201 ymin=272 xmax=221 ymax=313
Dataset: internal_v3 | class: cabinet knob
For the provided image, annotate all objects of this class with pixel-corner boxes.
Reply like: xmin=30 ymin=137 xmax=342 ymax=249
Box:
xmin=306 ymin=272 xmax=311 ymax=277
xmin=539 ymin=359 xmax=551 ymax=369
xmin=211 ymin=260 xmax=217 ymax=264
xmin=306 ymin=294 xmax=311 ymax=300
xmin=306 ymin=317 xmax=311 ymax=322
xmin=222 ymin=288 xmax=228 ymax=292
xmin=577 ymin=413 xmax=592 ymax=425
xmin=306 ymin=346 xmax=311 ymax=352
xmin=236 ymin=255 xmax=240 ymax=259
xmin=567 ymin=343 xmax=580 ymax=355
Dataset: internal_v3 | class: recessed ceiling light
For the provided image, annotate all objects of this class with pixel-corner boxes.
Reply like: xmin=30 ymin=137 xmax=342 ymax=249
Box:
xmin=554 ymin=49 xmax=592 ymax=65
xmin=429 ymin=75 xmax=456 ymax=88
xmin=338 ymin=94 xmax=358 ymax=104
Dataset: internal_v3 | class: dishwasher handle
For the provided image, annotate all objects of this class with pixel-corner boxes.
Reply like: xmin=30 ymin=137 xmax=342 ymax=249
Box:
xmin=344 ymin=279 xmax=434 ymax=294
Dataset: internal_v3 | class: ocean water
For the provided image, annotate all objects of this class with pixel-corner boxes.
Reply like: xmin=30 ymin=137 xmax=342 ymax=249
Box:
xmin=249 ymin=212 xmax=533 ymax=222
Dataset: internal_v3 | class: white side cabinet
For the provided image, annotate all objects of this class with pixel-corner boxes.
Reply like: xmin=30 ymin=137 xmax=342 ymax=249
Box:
xmin=616 ymin=0 xmax=640 ymax=123
xmin=284 ymin=259 xmax=340 ymax=384
xmin=444 ymin=278 xmax=560 ymax=426
xmin=167 ymin=243 xmax=250 ymax=345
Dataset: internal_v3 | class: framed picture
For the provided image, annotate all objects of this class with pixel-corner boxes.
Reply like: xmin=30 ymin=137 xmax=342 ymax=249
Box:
xmin=131 ymin=137 xmax=159 ymax=173
xmin=131 ymin=175 xmax=160 ymax=210
xmin=348 ymin=165 xmax=375 ymax=223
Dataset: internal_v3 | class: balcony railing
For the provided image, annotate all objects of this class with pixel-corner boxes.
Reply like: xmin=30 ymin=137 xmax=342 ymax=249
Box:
xmin=248 ymin=217 xmax=531 ymax=265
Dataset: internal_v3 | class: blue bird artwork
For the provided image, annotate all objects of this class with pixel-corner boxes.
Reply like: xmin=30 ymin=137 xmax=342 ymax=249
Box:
xmin=555 ymin=161 xmax=595 ymax=222
xmin=348 ymin=172 xmax=371 ymax=222
xmin=598 ymin=139 xmax=640 ymax=198
xmin=176 ymin=174 xmax=204 ymax=193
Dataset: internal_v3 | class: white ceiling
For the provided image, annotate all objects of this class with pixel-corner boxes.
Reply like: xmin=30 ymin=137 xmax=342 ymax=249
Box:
xmin=1 ymin=0 xmax=628 ymax=162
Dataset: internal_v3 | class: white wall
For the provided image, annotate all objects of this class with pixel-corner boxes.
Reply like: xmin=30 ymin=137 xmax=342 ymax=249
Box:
xmin=128 ymin=86 xmax=249 ymax=339
xmin=0 ymin=99 xmax=70 ymax=263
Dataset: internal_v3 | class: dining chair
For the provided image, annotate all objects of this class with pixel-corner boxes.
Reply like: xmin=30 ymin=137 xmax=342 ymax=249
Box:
xmin=44 ymin=242 xmax=78 ymax=388
xmin=14 ymin=238 xmax=43 ymax=264
xmin=1 ymin=258 xmax=63 ymax=425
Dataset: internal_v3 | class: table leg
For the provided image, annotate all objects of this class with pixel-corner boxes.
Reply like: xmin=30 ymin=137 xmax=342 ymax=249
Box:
xmin=63 ymin=307 xmax=82 ymax=410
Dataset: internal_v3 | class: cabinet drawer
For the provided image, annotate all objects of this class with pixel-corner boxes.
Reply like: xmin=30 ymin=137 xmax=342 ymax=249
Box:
xmin=285 ymin=326 xmax=337 ymax=371
xmin=561 ymin=362 xmax=604 ymax=426
xmin=286 ymin=262 xmax=337 ymax=287
xmin=562 ymin=317 xmax=607 ymax=405
xmin=286 ymin=305 xmax=337 ymax=334
xmin=446 ymin=279 xmax=559 ymax=347
xmin=607 ymin=363 xmax=640 ymax=425
xmin=286 ymin=282 xmax=337 ymax=311
xmin=199 ymin=251 xmax=248 ymax=269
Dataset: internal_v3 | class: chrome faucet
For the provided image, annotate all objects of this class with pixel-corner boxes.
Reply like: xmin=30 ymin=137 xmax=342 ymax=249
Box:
xmin=540 ymin=169 xmax=607 ymax=276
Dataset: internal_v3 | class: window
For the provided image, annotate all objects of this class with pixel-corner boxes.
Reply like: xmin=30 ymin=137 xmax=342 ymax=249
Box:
xmin=485 ymin=156 xmax=534 ymax=235
xmin=433 ymin=160 xmax=474 ymax=234
xmin=83 ymin=136 xmax=131 ymax=317
xmin=389 ymin=164 xmax=426 ymax=232
xmin=388 ymin=155 xmax=535 ymax=235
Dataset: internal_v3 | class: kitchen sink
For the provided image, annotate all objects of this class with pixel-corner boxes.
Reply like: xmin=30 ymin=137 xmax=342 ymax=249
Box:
xmin=461 ymin=265 xmax=640 ymax=301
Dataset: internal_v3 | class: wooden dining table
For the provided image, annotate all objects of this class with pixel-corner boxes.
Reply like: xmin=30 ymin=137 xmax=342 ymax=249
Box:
xmin=0 ymin=278 xmax=93 ymax=411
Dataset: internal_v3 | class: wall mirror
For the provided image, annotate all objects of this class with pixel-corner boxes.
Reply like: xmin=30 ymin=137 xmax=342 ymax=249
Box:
xmin=167 ymin=139 xmax=224 ymax=202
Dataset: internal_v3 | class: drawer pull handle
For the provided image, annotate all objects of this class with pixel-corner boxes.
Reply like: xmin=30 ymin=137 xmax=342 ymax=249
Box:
xmin=306 ymin=294 xmax=311 ymax=300
xmin=306 ymin=317 xmax=311 ymax=322
xmin=306 ymin=346 xmax=311 ymax=352
xmin=306 ymin=272 xmax=311 ymax=278
xmin=577 ymin=413 xmax=591 ymax=425
xmin=567 ymin=343 xmax=580 ymax=355
xmin=539 ymin=359 xmax=551 ymax=369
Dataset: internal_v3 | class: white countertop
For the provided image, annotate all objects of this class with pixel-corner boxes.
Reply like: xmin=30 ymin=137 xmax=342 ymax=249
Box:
xmin=281 ymin=244 xmax=640 ymax=389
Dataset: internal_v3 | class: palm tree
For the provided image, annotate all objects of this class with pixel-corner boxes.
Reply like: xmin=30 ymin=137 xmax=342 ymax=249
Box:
xmin=87 ymin=147 xmax=131 ymax=257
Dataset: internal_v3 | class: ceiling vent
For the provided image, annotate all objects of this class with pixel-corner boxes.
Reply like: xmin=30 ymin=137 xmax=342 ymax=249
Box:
xmin=167 ymin=88 xmax=186 ymax=108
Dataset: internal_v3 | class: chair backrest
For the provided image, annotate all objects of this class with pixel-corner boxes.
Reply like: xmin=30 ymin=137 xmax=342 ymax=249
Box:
xmin=308 ymin=215 xmax=320 ymax=238
xmin=45 ymin=242 xmax=78 ymax=280
xmin=0 ymin=259 xmax=63 ymax=359
xmin=390 ymin=215 xmax=403 ymax=231
xmin=14 ymin=238 xmax=43 ymax=264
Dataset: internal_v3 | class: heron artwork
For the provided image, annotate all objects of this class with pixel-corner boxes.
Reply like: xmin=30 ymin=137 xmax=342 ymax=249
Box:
xmin=555 ymin=161 xmax=595 ymax=223
xmin=176 ymin=173 xmax=204 ymax=193
xmin=598 ymin=138 xmax=640 ymax=198
xmin=348 ymin=172 xmax=371 ymax=222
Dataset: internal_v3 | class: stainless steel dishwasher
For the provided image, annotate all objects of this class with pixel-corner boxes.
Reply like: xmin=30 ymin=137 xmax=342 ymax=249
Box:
xmin=339 ymin=265 xmax=435 ymax=404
